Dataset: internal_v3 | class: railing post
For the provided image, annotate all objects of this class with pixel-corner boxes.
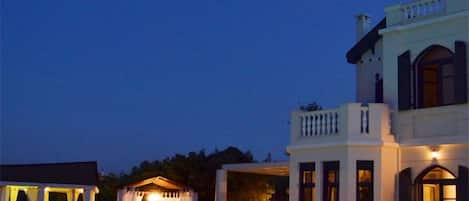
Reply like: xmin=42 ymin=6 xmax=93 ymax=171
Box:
xmin=290 ymin=111 xmax=302 ymax=143
xmin=341 ymin=103 xmax=362 ymax=139
xmin=368 ymin=104 xmax=392 ymax=139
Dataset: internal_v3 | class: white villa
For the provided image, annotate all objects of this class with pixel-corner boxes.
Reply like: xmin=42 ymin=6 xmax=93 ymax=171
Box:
xmin=215 ymin=0 xmax=469 ymax=201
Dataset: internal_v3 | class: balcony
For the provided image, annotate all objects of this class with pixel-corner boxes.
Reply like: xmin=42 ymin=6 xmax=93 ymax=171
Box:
xmin=289 ymin=103 xmax=395 ymax=147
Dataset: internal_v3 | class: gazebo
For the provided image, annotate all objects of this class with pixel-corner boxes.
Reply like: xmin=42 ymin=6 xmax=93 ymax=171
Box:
xmin=117 ymin=177 xmax=197 ymax=201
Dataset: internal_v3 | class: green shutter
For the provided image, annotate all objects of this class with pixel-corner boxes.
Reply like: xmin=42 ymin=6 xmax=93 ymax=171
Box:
xmin=399 ymin=168 xmax=413 ymax=201
xmin=454 ymin=41 xmax=467 ymax=104
xmin=398 ymin=51 xmax=412 ymax=110
xmin=457 ymin=166 xmax=468 ymax=201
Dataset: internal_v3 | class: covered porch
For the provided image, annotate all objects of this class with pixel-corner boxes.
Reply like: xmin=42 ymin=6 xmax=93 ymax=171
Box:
xmin=214 ymin=162 xmax=289 ymax=201
xmin=0 ymin=162 xmax=99 ymax=201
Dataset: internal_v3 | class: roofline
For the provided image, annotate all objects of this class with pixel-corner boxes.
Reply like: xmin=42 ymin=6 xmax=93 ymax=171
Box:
xmin=346 ymin=18 xmax=386 ymax=64
xmin=0 ymin=181 xmax=99 ymax=191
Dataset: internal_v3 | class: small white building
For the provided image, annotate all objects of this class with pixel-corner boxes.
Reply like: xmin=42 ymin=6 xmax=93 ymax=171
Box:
xmin=117 ymin=177 xmax=197 ymax=201
xmin=0 ymin=162 xmax=100 ymax=201
xmin=215 ymin=0 xmax=469 ymax=201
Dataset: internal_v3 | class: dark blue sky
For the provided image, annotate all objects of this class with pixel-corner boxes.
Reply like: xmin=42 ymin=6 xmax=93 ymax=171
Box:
xmin=2 ymin=0 xmax=396 ymax=173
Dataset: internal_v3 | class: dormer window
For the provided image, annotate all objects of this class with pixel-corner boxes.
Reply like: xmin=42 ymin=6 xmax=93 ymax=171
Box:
xmin=416 ymin=46 xmax=455 ymax=108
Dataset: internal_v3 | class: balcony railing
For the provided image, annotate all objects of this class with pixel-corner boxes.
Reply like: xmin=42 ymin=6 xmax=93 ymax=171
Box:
xmin=385 ymin=0 xmax=448 ymax=26
xmin=290 ymin=103 xmax=394 ymax=146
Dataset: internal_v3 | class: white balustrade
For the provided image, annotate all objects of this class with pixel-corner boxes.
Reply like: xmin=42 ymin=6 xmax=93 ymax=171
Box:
xmin=291 ymin=103 xmax=394 ymax=146
xmin=299 ymin=109 xmax=339 ymax=136
xmin=402 ymin=0 xmax=446 ymax=21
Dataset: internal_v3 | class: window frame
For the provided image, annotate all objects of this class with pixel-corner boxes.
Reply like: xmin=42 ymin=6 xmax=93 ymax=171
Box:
xmin=300 ymin=162 xmax=316 ymax=201
xmin=356 ymin=160 xmax=374 ymax=201
xmin=415 ymin=165 xmax=458 ymax=201
xmin=322 ymin=161 xmax=339 ymax=201
xmin=414 ymin=45 xmax=456 ymax=109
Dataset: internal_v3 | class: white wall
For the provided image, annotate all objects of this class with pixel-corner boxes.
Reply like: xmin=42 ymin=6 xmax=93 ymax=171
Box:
xmin=380 ymin=7 xmax=469 ymax=145
xmin=288 ymin=145 xmax=398 ymax=201
xmin=400 ymin=144 xmax=469 ymax=180
xmin=355 ymin=40 xmax=384 ymax=104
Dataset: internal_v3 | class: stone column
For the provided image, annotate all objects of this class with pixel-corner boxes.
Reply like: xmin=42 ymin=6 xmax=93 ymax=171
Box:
xmin=84 ymin=188 xmax=95 ymax=201
xmin=0 ymin=186 xmax=9 ymax=201
xmin=214 ymin=169 xmax=227 ymax=201
xmin=37 ymin=187 xmax=46 ymax=201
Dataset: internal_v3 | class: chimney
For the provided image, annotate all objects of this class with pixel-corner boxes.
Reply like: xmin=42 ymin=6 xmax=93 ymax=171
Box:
xmin=355 ymin=14 xmax=372 ymax=41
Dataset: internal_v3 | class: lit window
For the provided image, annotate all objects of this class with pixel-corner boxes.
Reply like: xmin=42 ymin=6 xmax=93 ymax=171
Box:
xmin=356 ymin=161 xmax=373 ymax=201
xmin=323 ymin=161 xmax=339 ymax=201
xmin=300 ymin=163 xmax=316 ymax=201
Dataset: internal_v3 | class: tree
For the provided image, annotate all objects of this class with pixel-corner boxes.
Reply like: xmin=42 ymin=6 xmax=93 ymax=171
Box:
xmin=106 ymin=146 xmax=269 ymax=201
xmin=299 ymin=101 xmax=322 ymax=112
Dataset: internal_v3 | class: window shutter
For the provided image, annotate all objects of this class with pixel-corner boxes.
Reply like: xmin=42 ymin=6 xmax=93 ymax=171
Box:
xmin=399 ymin=168 xmax=412 ymax=201
xmin=454 ymin=41 xmax=468 ymax=104
xmin=398 ymin=51 xmax=412 ymax=110
xmin=457 ymin=166 xmax=468 ymax=201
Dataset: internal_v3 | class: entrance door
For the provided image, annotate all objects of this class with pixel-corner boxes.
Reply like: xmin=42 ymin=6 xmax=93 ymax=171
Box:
xmin=422 ymin=183 xmax=457 ymax=201
xmin=417 ymin=166 xmax=457 ymax=201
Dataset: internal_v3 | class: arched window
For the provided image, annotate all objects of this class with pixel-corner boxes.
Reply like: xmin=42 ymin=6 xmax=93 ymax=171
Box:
xmin=415 ymin=166 xmax=457 ymax=201
xmin=415 ymin=46 xmax=456 ymax=108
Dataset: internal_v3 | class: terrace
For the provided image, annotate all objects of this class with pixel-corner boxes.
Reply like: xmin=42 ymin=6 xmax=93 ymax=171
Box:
xmin=288 ymin=103 xmax=396 ymax=149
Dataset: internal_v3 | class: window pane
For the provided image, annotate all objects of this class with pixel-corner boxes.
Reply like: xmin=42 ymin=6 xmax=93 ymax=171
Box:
xmin=358 ymin=170 xmax=372 ymax=183
xmin=304 ymin=171 xmax=312 ymax=184
xmin=423 ymin=184 xmax=440 ymax=201
xmin=423 ymin=67 xmax=438 ymax=83
xmin=442 ymin=64 xmax=454 ymax=77
xmin=303 ymin=187 xmax=316 ymax=201
xmin=329 ymin=187 xmax=337 ymax=201
xmin=328 ymin=171 xmax=336 ymax=183
xmin=358 ymin=186 xmax=371 ymax=201
xmin=442 ymin=76 xmax=455 ymax=104
xmin=423 ymin=48 xmax=452 ymax=61
xmin=443 ymin=185 xmax=456 ymax=199
xmin=422 ymin=167 xmax=456 ymax=180
xmin=424 ymin=84 xmax=438 ymax=107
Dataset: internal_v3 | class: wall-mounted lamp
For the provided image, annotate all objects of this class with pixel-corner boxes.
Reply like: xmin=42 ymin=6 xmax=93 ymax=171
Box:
xmin=430 ymin=146 xmax=440 ymax=160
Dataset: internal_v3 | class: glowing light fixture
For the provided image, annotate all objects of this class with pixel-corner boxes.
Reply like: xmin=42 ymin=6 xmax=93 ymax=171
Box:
xmin=146 ymin=193 xmax=161 ymax=201
xmin=430 ymin=146 xmax=440 ymax=160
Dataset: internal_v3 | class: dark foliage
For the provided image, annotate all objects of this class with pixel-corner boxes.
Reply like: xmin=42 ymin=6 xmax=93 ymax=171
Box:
xmin=98 ymin=147 xmax=288 ymax=201
xmin=299 ymin=102 xmax=322 ymax=112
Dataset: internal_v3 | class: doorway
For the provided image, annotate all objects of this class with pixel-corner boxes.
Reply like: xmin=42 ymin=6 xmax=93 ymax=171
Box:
xmin=416 ymin=166 xmax=457 ymax=201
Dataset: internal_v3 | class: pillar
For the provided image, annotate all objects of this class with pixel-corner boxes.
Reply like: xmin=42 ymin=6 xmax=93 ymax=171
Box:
xmin=214 ymin=169 xmax=227 ymax=201
xmin=84 ymin=188 xmax=95 ymax=201
xmin=0 ymin=186 xmax=9 ymax=201
xmin=37 ymin=187 xmax=46 ymax=201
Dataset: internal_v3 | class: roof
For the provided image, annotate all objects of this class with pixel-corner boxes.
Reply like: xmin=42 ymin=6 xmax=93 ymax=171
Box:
xmin=346 ymin=18 xmax=387 ymax=64
xmin=124 ymin=176 xmax=188 ymax=191
xmin=222 ymin=161 xmax=289 ymax=176
xmin=0 ymin=161 xmax=99 ymax=186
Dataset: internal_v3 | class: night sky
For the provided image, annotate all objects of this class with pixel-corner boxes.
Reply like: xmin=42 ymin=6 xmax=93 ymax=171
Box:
xmin=2 ymin=0 xmax=397 ymax=173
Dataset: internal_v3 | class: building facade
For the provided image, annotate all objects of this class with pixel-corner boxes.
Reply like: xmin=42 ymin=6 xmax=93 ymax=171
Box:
xmin=287 ymin=0 xmax=469 ymax=201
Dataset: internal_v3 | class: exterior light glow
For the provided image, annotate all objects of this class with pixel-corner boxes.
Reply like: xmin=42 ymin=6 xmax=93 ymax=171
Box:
xmin=431 ymin=151 xmax=440 ymax=159
xmin=146 ymin=193 xmax=161 ymax=201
